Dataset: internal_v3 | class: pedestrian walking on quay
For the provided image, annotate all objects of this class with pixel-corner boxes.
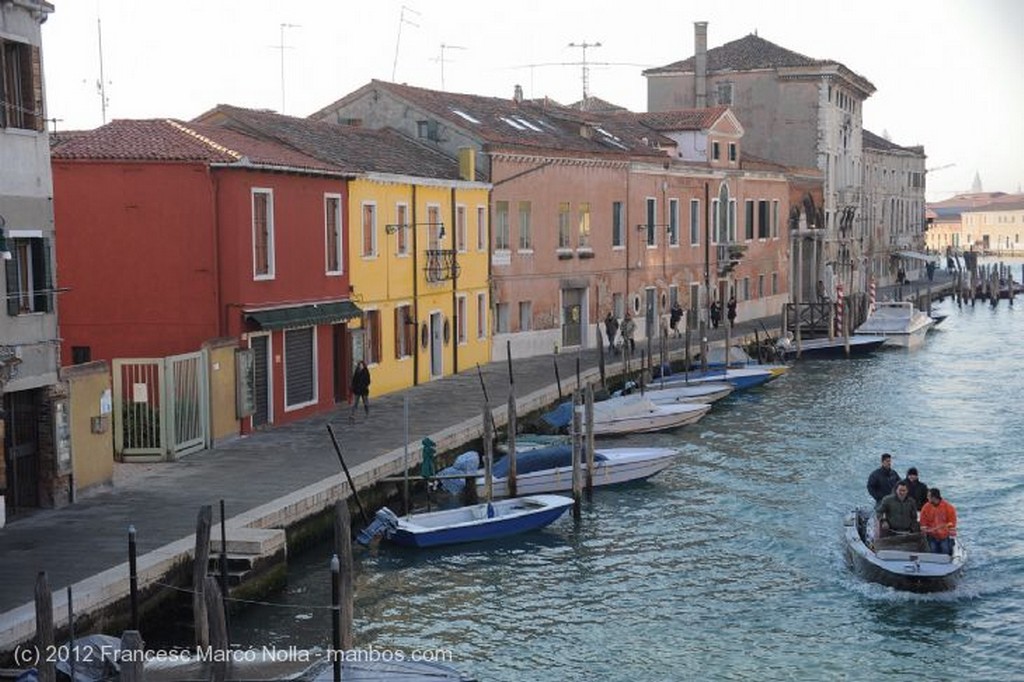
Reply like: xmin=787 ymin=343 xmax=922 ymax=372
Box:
xmin=350 ymin=360 xmax=371 ymax=420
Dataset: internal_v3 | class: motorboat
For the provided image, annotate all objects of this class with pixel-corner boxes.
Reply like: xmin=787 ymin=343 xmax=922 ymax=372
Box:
xmin=478 ymin=444 xmax=680 ymax=497
xmin=626 ymin=380 xmax=734 ymax=405
xmin=854 ymin=301 xmax=935 ymax=349
xmin=657 ymin=365 xmax=779 ymax=391
xmin=775 ymin=334 xmax=887 ymax=360
xmin=589 ymin=395 xmax=710 ymax=435
xmin=357 ymin=494 xmax=573 ymax=548
xmin=842 ymin=508 xmax=966 ymax=592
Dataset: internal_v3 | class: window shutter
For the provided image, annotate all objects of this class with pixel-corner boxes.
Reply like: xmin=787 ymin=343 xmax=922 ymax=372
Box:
xmin=284 ymin=328 xmax=315 ymax=406
xmin=30 ymin=45 xmax=43 ymax=131
xmin=33 ymin=237 xmax=52 ymax=312
xmin=5 ymin=259 xmax=19 ymax=316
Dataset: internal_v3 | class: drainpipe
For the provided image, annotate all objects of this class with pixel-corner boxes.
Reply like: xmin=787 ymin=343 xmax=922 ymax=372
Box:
xmin=450 ymin=186 xmax=459 ymax=375
xmin=412 ymin=185 xmax=419 ymax=386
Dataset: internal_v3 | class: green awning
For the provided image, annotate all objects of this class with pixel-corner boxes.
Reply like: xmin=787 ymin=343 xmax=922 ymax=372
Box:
xmin=245 ymin=301 xmax=362 ymax=331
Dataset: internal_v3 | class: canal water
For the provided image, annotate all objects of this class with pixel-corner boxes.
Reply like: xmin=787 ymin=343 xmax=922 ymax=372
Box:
xmin=230 ymin=280 xmax=1023 ymax=681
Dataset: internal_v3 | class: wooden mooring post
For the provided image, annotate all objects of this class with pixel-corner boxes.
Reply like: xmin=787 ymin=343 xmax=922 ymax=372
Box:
xmin=128 ymin=525 xmax=139 ymax=631
xmin=204 ymin=577 xmax=228 ymax=682
xmin=34 ymin=572 xmax=54 ymax=682
xmin=571 ymin=390 xmax=582 ymax=521
xmin=330 ymin=555 xmax=342 ymax=682
xmin=333 ymin=501 xmax=354 ymax=651
xmin=193 ymin=505 xmax=212 ymax=649
xmin=597 ymin=322 xmax=606 ymax=387
xmin=482 ymin=402 xmax=493 ymax=503
xmin=506 ymin=392 xmax=518 ymax=498
xmin=585 ymin=384 xmax=595 ymax=501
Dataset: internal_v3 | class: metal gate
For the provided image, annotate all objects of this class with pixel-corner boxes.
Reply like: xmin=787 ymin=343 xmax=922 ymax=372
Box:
xmin=113 ymin=351 xmax=209 ymax=460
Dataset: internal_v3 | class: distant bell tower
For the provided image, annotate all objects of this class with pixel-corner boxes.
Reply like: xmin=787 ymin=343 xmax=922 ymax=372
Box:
xmin=971 ymin=171 xmax=983 ymax=193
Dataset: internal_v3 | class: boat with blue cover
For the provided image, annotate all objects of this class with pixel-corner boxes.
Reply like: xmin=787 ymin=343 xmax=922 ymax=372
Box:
xmin=356 ymin=494 xmax=573 ymax=548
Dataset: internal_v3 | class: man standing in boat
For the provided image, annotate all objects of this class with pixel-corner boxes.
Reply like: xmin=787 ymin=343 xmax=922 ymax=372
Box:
xmin=867 ymin=453 xmax=901 ymax=503
xmin=920 ymin=488 xmax=958 ymax=555
xmin=904 ymin=467 xmax=929 ymax=510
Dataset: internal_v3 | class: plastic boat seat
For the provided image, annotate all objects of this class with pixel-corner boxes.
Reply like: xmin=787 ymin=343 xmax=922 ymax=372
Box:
xmin=876 ymin=549 xmax=952 ymax=564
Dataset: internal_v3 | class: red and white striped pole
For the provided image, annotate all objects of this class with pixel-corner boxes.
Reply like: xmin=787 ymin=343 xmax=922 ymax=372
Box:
xmin=835 ymin=282 xmax=845 ymax=335
xmin=869 ymin=276 xmax=876 ymax=314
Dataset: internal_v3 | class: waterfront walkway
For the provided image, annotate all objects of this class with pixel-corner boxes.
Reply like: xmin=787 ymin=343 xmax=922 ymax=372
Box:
xmin=0 ymin=273 xmax=952 ymax=648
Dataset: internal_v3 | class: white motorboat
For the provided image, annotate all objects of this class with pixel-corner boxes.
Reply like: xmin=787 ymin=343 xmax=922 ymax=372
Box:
xmin=854 ymin=301 xmax=935 ymax=349
xmin=842 ymin=509 xmax=966 ymax=592
xmin=589 ymin=394 xmax=710 ymax=435
xmin=641 ymin=381 xmax=734 ymax=405
xmin=477 ymin=444 xmax=681 ymax=497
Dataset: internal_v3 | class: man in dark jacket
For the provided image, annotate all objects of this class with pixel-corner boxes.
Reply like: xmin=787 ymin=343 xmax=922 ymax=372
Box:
xmin=904 ymin=467 xmax=929 ymax=510
xmin=875 ymin=480 xmax=920 ymax=535
xmin=867 ymin=453 xmax=901 ymax=503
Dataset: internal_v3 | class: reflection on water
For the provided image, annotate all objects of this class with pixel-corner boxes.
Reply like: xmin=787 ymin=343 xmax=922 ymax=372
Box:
xmin=231 ymin=281 xmax=1024 ymax=681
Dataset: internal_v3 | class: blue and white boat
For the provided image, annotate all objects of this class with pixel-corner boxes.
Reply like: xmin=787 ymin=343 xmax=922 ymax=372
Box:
xmin=357 ymin=494 xmax=573 ymax=548
xmin=658 ymin=366 xmax=778 ymax=391
xmin=775 ymin=334 xmax=887 ymax=360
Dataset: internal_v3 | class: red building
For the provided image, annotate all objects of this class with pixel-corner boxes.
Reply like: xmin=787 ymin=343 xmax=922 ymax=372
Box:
xmin=52 ymin=119 xmax=359 ymax=431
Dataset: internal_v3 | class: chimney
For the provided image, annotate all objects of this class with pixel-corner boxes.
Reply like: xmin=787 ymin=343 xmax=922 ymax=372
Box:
xmin=513 ymin=84 xmax=523 ymax=104
xmin=695 ymin=21 xmax=708 ymax=108
xmin=458 ymin=147 xmax=476 ymax=181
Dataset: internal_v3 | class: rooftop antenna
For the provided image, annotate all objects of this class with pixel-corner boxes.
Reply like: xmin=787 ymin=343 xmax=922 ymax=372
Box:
xmin=434 ymin=43 xmax=466 ymax=90
xmin=274 ymin=23 xmax=300 ymax=114
xmin=392 ymin=5 xmax=421 ymax=82
xmin=96 ymin=17 xmax=109 ymax=123
xmin=567 ymin=40 xmax=601 ymax=103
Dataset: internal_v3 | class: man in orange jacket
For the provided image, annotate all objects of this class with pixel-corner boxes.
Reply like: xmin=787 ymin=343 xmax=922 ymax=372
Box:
xmin=919 ymin=487 xmax=957 ymax=555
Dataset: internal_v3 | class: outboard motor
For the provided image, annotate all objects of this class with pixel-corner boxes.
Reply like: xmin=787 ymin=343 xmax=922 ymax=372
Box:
xmin=356 ymin=507 xmax=400 ymax=545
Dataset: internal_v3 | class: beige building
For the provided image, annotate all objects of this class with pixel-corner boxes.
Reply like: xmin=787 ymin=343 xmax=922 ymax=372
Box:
xmin=961 ymin=200 xmax=1024 ymax=254
xmin=645 ymin=22 xmax=879 ymax=300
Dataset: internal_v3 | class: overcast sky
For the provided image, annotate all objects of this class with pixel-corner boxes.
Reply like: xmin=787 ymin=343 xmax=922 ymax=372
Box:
xmin=41 ymin=0 xmax=1022 ymax=202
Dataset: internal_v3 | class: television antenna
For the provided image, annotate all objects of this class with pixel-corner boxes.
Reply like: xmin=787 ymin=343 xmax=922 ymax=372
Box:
xmin=433 ymin=43 xmax=466 ymax=90
xmin=273 ymin=23 xmax=301 ymax=114
xmin=567 ymin=41 xmax=601 ymax=102
xmin=96 ymin=17 xmax=110 ymax=123
xmin=392 ymin=5 xmax=421 ymax=81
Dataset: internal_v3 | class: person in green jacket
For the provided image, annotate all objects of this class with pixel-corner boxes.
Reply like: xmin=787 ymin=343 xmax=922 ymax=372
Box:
xmin=875 ymin=480 xmax=920 ymax=535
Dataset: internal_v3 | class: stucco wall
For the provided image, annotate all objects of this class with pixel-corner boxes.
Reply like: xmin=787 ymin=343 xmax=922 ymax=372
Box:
xmin=61 ymin=361 xmax=114 ymax=494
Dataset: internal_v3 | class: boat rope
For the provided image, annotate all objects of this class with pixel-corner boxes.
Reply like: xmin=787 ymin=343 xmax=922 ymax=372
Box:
xmin=150 ymin=580 xmax=336 ymax=610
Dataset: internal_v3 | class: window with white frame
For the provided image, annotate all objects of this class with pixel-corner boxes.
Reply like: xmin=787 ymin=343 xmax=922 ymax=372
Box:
xmin=361 ymin=202 xmax=377 ymax=257
xmin=456 ymin=204 xmax=467 ymax=252
xmin=5 ymin=234 xmax=53 ymax=315
xmin=1 ymin=39 xmax=43 ymax=131
xmin=711 ymin=198 xmax=720 ymax=244
xmin=325 ymin=194 xmax=342 ymax=274
xmin=495 ymin=302 xmax=510 ymax=334
xmin=690 ymin=199 xmax=700 ymax=246
xmin=772 ymin=272 xmax=778 ymax=295
xmin=744 ymin=200 xmax=755 ymax=241
xmin=578 ymin=202 xmax=591 ymax=248
xmin=728 ymin=142 xmax=737 ymax=162
xmin=477 ymin=292 xmax=487 ymax=338
xmin=519 ymin=301 xmax=532 ymax=331
xmin=477 ymin=206 xmax=487 ymax=251
xmin=394 ymin=304 xmax=414 ymax=358
xmin=557 ymin=202 xmax=571 ymax=249
xmin=395 ymin=203 xmax=409 ymax=255
xmin=728 ymin=199 xmax=737 ymax=243
xmin=668 ymin=199 xmax=679 ymax=246
xmin=284 ymin=327 xmax=316 ymax=408
xmin=364 ymin=310 xmax=382 ymax=364
xmin=494 ymin=201 xmax=510 ymax=250
xmin=252 ymin=188 xmax=275 ymax=278
xmin=457 ymin=295 xmax=467 ymax=344
xmin=772 ymin=200 xmax=780 ymax=238
xmin=646 ymin=198 xmax=657 ymax=247
xmin=758 ymin=200 xmax=770 ymax=239
xmin=712 ymin=141 xmax=720 ymax=161
xmin=758 ymin=274 xmax=765 ymax=298
xmin=518 ymin=201 xmax=532 ymax=251
xmin=427 ymin=204 xmax=442 ymax=250
xmin=612 ymin=201 xmax=625 ymax=248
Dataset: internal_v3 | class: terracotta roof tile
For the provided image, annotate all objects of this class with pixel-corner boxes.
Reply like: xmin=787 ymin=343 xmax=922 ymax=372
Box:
xmin=194 ymin=105 xmax=466 ymax=180
xmin=49 ymin=118 xmax=342 ymax=174
xmin=316 ymin=80 xmax=668 ymax=159
xmin=644 ymin=33 xmax=826 ymax=75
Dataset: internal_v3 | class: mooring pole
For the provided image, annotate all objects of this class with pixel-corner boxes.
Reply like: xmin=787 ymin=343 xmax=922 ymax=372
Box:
xmin=331 ymin=554 xmax=342 ymax=682
xmin=128 ymin=525 xmax=139 ymax=631
xmin=327 ymin=424 xmax=370 ymax=525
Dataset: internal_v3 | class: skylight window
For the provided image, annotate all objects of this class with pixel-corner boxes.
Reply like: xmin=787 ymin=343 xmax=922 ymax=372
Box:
xmin=514 ymin=117 xmax=543 ymax=132
xmin=451 ymin=109 xmax=481 ymax=124
xmin=500 ymin=117 xmax=525 ymax=131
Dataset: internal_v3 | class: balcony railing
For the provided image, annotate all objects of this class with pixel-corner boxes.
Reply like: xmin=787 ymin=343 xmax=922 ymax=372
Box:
xmin=424 ymin=249 xmax=460 ymax=282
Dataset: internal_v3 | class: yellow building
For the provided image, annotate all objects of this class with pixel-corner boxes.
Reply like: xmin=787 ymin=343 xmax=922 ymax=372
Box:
xmin=193 ymin=105 xmax=492 ymax=397
xmin=349 ymin=173 xmax=491 ymax=395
